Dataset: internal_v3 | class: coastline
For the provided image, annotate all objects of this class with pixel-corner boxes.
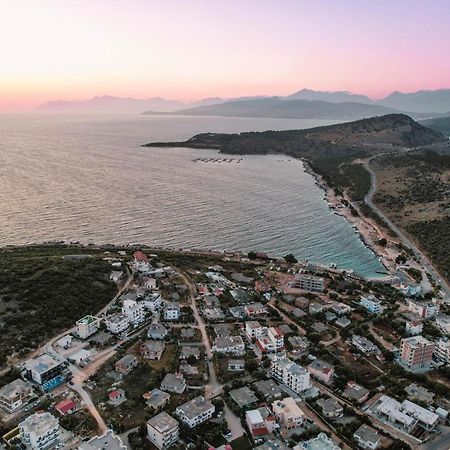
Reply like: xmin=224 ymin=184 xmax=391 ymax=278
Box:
xmin=302 ymin=161 xmax=400 ymax=281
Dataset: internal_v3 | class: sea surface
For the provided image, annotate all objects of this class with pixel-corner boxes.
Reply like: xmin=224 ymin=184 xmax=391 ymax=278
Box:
xmin=0 ymin=113 xmax=384 ymax=277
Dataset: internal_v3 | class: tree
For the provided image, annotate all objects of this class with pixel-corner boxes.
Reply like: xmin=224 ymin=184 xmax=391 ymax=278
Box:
xmin=248 ymin=251 xmax=257 ymax=260
xmin=284 ymin=253 xmax=298 ymax=264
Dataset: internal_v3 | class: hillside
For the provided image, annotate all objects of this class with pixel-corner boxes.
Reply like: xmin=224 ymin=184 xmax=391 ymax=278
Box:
xmin=419 ymin=116 xmax=450 ymax=136
xmin=144 ymin=114 xmax=446 ymax=156
xmin=142 ymin=97 xmax=399 ymax=120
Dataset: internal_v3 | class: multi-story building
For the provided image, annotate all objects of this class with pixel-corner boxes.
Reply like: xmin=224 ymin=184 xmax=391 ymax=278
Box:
xmin=19 ymin=411 xmax=60 ymax=450
xmin=163 ymin=303 xmax=181 ymax=321
xmin=134 ymin=250 xmax=152 ymax=273
xmin=0 ymin=379 xmax=33 ymax=414
xmin=76 ymin=315 xmax=100 ymax=339
xmin=122 ymin=299 xmax=145 ymax=326
xmin=146 ymin=412 xmax=179 ymax=450
xmin=352 ymin=335 xmax=380 ymax=354
xmin=353 ymin=424 xmax=381 ymax=450
xmin=433 ymin=337 xmax=450 ymax=366
xmin=272 ymin=397 xmax=305 ymax=430
xmin=175 ymin=396 xmax=215 ymax=428
xmin=245 ymin=407 xmax=278 ymax=438
xmin=360 ymin=295 xmax=384 ymax=314
xmin=408 ymin=300 xmax=439 ymax=319
xmin=270 ymin=357 xmax=310 ymax=394
xmin=405 ymin=319 xmax=423 ymax=336
xmin=245 ymin=321 xmax=264 ymax=339
xmin=307 ymin=359 xmax=334 ymax=385
xmin=105 ymin=313 xmax=130 ymax=335
xmin=23 ymin=354 xmax=63 ymax=386
xmin=400 ymin=336 xmax=435 ymax=373
xmin=255 ymin=327 xmax=285 ymax=353
xmin=293 ymin=274 xmax=325 ymax=292
xmin=375 ymin=396 xmax=438 ymax=433
xmin=435 ymin=314 xmax=450 ymax=335
xmin=212 ymin=336 xmax=245 ymax=355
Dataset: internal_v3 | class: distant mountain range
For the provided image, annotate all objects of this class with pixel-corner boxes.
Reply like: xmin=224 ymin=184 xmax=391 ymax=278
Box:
xmin=143 ymin=97 xmax=401 ymax=121
xmin=36 ymin=89 xmax=450 ymax=118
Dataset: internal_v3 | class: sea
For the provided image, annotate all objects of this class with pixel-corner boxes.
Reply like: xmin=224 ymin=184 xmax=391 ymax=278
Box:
xmin=0 ymin=113 xmax=384 ymax=278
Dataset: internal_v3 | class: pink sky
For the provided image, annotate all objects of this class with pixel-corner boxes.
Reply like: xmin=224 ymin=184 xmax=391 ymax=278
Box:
xmin=1 ymin=0 xmax=449 ymax=111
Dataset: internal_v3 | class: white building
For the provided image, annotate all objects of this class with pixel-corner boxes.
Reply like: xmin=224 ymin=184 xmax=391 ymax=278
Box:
xmin=134 ymin=250 xmax=152 ymax=273
xmin=375 ymin=395 xmax=438 ymax=433
xmin=434 ymin=337 xmax=450 ymax=365
xmin=105 ymin=313 xmax=130 ymax=335
xmin=408 ymin=300 xmax=439 ymax=319
xmin=270 ymin=357 xmax=310 ymax=394
xmin=163 ymin=303 xmax=181 ymax=321
xmin=76 ymin=315 xmax=100 ymax=339
xmin=245 ymin=321 xmax=264 ymax=339
xmin=24 ymin=354 xmax=63 ymax=386
xmin=435 ymin=315 xmax=450 ymax=335
xmin=122 ymin=299 xmax=146 ymax=326
xmin=142 ymin=293 xmax=164 ymax=312
xmin=255 ymin=327 xmax=285 ymax=353
xmin=19 ymin=411 xmax=60 ymax=450
xmin=353 ymin=424 xmax=381 ymax=449
xmin=212 ymin=336 xmax=245 ymax=355
xmin=360 ymin=295 xmax=384 ymax=314
xmin=405 ymin=319 xmax=423 ymax=336
xmin=175 ymin=396 xmax=215 ymax=428
xmin=0 ymin=379 xmax=33 ymax=414
xmin=146 ymin=412 xmax=179 ymax=450
xmin=352 ymin=335 xmax=380 ymax=354
xmin=293 ymin=273 xmax=325 ymax=292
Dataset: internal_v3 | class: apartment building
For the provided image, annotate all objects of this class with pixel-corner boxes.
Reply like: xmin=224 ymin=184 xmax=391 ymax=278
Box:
xmin=175 ymin=396 xmax=215 ymax=428
xmin=293 ymin=273 xmax=325 ymax=292
xmin=434 ymin=337 xmax=450 ymax=366
xmin=270 ymin=357 xmax=310 ymax=394
xmin=19 ymin=411 xmax=60 ymax=450
xmin=408 ymin=300 xmax=439 ymax=319
xmin=122 ymin=299 xmax=146 ymax=326
xmin=256 ymin=327 xmax=285 ymax=353
xmin=360 ymin=295 xmax=384 ymax=314
xmin=146 ymin=412 xmax=179 ymax=450
xmin=400 ymin=336 xmax=435 ymax=373
xmin=76 ymin=315 xmax=100 ymax=339
xmin=0 ymin=379 xmax=33 ymax=414
xmin=272 ymin=397 xmax=305 ymax=430
xmin=105 ymin=313 xmax=130 ymax=334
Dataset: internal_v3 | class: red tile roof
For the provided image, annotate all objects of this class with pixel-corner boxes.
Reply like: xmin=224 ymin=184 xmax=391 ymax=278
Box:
xmin=55 ymin=399 xmax=76 ymax=415
xmin=134 ymin=251 xmax=149 ymax=262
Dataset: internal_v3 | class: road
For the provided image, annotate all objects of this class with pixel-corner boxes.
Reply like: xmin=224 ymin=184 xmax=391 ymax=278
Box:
xmin=363 ymin=157 xmax=450 ymax=299
xmin=176 ymin=271 xmax=222 ymax=398
xmin=267 ymin=298 xmax=306 ymax=335
xmin=40 ymin=268 xmax=134 ymax=435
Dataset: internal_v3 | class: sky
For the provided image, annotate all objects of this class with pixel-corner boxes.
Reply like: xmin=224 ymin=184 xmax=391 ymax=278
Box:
xmin=1 ymin=0 xmax=450 ymax=111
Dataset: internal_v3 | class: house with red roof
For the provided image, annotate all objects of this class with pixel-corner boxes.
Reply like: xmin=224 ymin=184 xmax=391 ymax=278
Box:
xmin=108 ymin=389 xmax=126 ymax=406
xmin=55 ymin=399 xmax=77 ymax=416
xmin=255 ymin=327 xmax=285 ymax=353
xmin=246 ymin=407 xmax=278 ymax=439
xmin=133 ymin=251 xmax=151 ymax=273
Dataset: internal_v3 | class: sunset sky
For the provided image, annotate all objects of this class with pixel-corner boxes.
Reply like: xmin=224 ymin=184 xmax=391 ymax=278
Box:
xmin=1 ymin=0 xmax=450 ymax=111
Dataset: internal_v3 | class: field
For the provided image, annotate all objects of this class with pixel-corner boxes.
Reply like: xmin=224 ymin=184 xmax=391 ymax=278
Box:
xmin=0 ymin=245 xmax=117 ymax=367
xmin=373 ymin=151 xmax=450 ymax=279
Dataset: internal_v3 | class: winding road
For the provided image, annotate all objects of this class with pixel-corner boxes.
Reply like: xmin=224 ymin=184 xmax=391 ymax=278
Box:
xmin=363 ymin=157 xmax=450 ymax=299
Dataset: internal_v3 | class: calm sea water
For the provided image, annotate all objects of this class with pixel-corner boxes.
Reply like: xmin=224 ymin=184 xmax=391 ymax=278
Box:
xmin=0 ymin=113 xmax=384 ymax=277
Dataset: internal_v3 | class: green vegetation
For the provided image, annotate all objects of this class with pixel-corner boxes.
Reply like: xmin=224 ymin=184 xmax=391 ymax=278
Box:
xmin=0 ymin=245 xmax=116 ymax=366
xmin=407 ymin=217 xmax=450 ymax=280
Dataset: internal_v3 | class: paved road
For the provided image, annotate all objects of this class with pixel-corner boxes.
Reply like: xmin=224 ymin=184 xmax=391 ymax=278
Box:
xmin=363 ymin=158 xmax=450 ymax=299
